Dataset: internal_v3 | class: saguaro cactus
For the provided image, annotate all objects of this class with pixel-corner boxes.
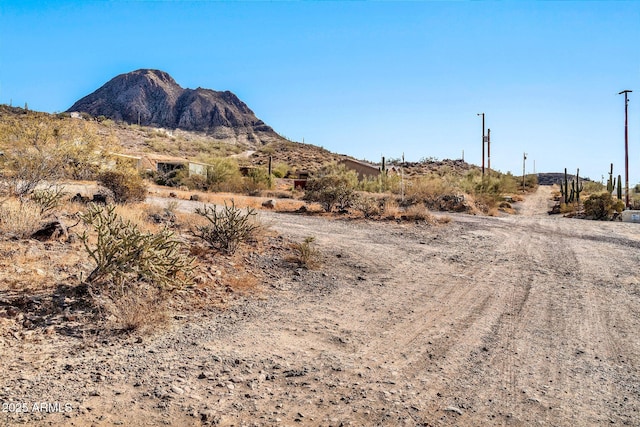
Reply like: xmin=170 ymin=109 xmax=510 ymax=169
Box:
xmin=563 ymin=168 xmax=570 ymax=204
xmin=607 ymin=163 xmax=616 ymax=193
xmin=575 ymin=168 xmax=583 ymax=202
xmin=617 ymin=174 xmax=623 ymax=200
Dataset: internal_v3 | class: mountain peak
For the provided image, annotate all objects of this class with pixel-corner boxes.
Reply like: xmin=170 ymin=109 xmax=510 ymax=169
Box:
xmin=67 ymin=69 xmax=279 ymax=145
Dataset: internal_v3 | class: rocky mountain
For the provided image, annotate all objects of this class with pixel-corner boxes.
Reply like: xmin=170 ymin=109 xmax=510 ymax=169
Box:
xmin=67 ymin=69 xmax=281 ymax=145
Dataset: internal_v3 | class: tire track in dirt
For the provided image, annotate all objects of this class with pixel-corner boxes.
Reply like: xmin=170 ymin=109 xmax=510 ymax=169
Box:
xmin=17 ymin=187 xmax=635 ymax=426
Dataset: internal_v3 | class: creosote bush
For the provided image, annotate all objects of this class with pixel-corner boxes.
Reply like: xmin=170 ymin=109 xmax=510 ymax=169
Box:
xmin=79 ymin=203 xmax=194 ymax=292
xmin=193 ymin=201 xmax=260 ymax=254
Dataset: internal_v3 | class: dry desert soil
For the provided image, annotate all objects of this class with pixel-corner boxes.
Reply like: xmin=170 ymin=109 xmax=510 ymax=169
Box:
xmin=1 ymin=185 xmax=640 ymax=426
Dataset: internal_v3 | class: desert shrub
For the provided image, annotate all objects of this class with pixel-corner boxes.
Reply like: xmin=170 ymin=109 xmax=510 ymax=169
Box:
xmin=381 ymin=197 xmax=400 ymax=219
xmin=205 ymin=157 xmax=243 ymax=191
xmin=358 ymin=172 xmax=401 ymax=193
xmin=0 ymin=146 xmax=63 ymax=198
xmin=272 ymin=162 xmax=290 ymax=179
xmin=98 ymin=284 xmax=169 ymax=333
xmin=303 ymin=165 xmax=358 ymax=212
xmin=154 ymin=167 xmax=187 ymax=188
xmin=0 ymin=199 xmax=42 ymax=238
xmin=0 ymin=112 xmax=112 ymax=185
xmin=353 ymin=194 xmax=382 ymax=218
xmin=244 ymin=167 xmax=272 ymax=194
xmin=583 ymin=192 xmax=624 ymax=220
xmin=193 ymin=202 xmax=260 ymax=254
xmin=402 ymin=204 xmax=435 ymax=222
xmin=99 ymin=168 xmax=147 ymax=203
xmin=405 ymin=174 xmax=455 ymax=205
xmin=79 ymin=204 xmax=194 ymax=290
xmin=289 ymin=236 xmax=321 ymax=268
xmin=180 ymin=173 xmax=208 ymax=191
xmin=472 ymin=193 xmax=499 ymax=214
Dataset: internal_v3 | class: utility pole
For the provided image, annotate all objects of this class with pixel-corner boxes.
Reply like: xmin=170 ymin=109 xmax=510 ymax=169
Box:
xmin=619 ymin=90 xmax=632 ymax=208
xmin=477 ymin=113 xmax=485 ymax=176
xmin=522 ymin=152 xmax=527 ymax=192
xmin=401 ymin=152 xmax=405 ymax=203
xmin=487 ymin=128 xmax=491 ymax=177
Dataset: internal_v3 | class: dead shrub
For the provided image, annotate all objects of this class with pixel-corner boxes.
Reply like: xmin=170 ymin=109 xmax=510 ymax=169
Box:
xmin=381 ymin=198 xmax=400 ymax=219
xmin=96 ymin=284 xmax=169 ymax=334
xmin=402 ymin=204 xmax=435 ymax=222
xmin=0 ymin=199 xmax=42 ymax=238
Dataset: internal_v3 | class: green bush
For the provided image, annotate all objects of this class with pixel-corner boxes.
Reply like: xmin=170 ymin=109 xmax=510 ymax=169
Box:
xmin=99 ymin=169 xmax=147 ymax=203
xmin=272 ymin=162 xmax=289 ymax=179
xmin=205 ymin=157 xmax=242 ymax=190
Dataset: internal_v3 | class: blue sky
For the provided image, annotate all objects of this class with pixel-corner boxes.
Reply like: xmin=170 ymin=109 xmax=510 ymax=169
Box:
xmin=1 ymin=1 xmax=639 ymax=183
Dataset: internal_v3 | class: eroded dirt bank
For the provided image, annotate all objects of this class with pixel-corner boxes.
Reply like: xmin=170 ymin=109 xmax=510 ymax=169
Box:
xmin=2 ymin=186 xmax=639 ymax=426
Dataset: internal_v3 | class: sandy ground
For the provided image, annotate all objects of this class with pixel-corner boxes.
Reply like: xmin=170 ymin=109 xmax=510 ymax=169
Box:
xmin=1 ymin=186 xmax=640 ymax=426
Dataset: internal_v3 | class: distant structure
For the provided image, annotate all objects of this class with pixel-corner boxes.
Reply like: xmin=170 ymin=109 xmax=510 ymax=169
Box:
xmin=339 ymin=158 xmax=398 ymax=181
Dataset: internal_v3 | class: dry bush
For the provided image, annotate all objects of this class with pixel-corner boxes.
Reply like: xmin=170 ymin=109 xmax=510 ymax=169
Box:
xmin=381 ymin=198 xmax=400 ymax=219
xmin=436 ymin=215 xmax=452 ymax=224
xmin=405 ymin=175 xmax=454 ymax=204
xmin=226 ymin=273 xmax=259 ymax=294
xmin=353 ymin=195 xmax=381 ymax=219
xmin=559 ymin=203 xmax=578 ymax=215
xmin=288 ymin=236 xmax=321 ymax=269
xmin=403 ymin=204 xmax=435 ymax=222
xmin=96 ymin=285 xmax=169 ymax=334
xmin=471 ymin=193 xmax=499 ymax=215
xmin=99 ymin=169 xmax=147 ymax=203
xmin=0 ymin=199 xmax=43 ymax=238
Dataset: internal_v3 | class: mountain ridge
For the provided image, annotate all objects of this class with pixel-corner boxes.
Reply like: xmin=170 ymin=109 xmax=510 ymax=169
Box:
xmin=67 ymin=69 xmax=281 ymax=146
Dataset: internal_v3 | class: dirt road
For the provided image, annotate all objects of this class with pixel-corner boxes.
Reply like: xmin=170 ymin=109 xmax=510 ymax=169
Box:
xmin=2 ymin=186 xmax=640 ymax=426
